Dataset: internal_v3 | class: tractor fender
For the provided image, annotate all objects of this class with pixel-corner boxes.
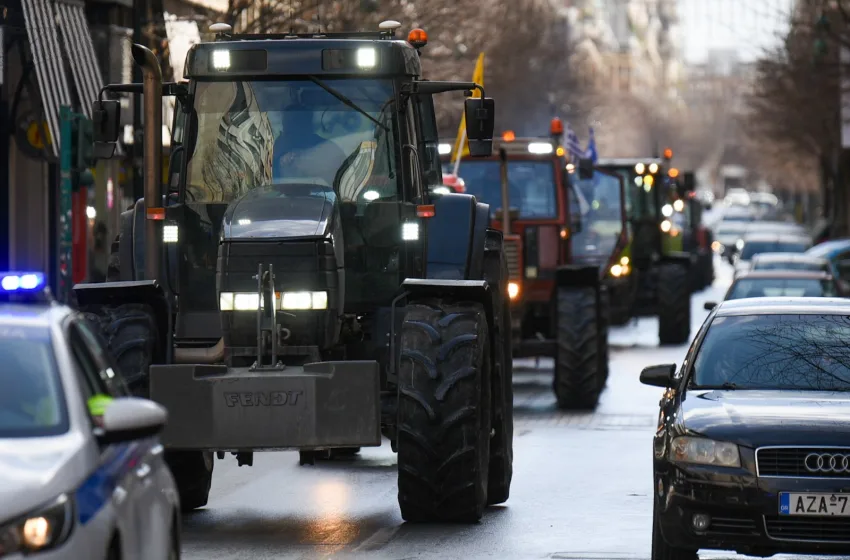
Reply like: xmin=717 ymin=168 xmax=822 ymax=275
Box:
xmin=402 ymin=278 xmax=495 ymax=333
xmin=425 ymin=194 xmax=488 ymax=280
xmin=73 ymin=280 xmax=170 ymax=356
xmin=659 ymin=251 xmax=691 ymax=268
xmin=555 ymin=264 xmax=601 ymax=289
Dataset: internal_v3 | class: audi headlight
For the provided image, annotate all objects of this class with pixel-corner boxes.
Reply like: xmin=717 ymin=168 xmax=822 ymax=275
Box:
xmin=219 ymin=291 xmax=328 ymax=311
xmin=0 ymin=494 xmax=74 ymax=555
xmin=670 ymin=436 xmax=741 ymax=468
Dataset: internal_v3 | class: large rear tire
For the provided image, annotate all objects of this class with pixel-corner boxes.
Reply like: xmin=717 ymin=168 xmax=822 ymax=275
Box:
xmin=83 ymin=303 xmax=213 ymax=512
xmin=657 ymin=263 xmax=691 ymax=346
xmin=554 ymin=287 xmax=603 ymax=410
xmin=483 ymin=246 xmax=513 ymax=506
xmin=397 ymin=299 xmax=492 ymax=522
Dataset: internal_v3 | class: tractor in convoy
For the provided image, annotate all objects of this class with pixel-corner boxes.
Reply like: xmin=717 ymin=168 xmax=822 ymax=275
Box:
xmin=595 ymin=152 xmax=693 ymax=345
xmin=74 ymin=21 xmax=514 ymax=523
xmin=441 ymin=122 xmax=627 ymax=410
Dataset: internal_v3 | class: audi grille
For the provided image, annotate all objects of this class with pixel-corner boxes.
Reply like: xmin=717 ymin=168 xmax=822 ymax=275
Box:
xmin=756 ymin=446 xmax=850 ymax=479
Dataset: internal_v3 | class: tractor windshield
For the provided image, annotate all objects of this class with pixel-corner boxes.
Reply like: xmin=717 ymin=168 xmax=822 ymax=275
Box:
xmin=185 ymin=79 xmax=398 ymax=205
xmin=449 ymin=160 xmax=558 ymax=220
xmin=570 ymin=171 xmax=624 ymax=267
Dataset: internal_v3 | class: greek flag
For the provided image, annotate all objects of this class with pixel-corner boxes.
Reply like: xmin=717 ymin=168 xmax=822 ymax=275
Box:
xmin=565 ymin=124 xmax=584 ymax=161
xmin=585 ymin=127 xmax=598 ymax=164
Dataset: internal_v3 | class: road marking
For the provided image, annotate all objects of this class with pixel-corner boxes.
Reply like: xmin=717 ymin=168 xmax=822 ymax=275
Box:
xmin=352 ymin=525 xmax=402 ymax=552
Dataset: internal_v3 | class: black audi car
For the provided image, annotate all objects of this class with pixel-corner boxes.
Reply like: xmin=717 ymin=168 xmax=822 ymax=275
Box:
xmin=641 ymin=297 xmax=850 ymax=559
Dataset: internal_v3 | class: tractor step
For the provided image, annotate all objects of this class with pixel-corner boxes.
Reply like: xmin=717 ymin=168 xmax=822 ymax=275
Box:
xmin=148 ymin=361 xmax=381 ymax=450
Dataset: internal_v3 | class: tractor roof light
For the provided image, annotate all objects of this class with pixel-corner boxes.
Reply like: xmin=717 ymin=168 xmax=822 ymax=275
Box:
xmin=550 ymin=117 xmax=564 ymax=136
xmin=502 ymin=130 xmax=516 ymax=142
xmin=663 ymin=148 xmax=673 ymax=159
xmin=407 ymin=28 xmax=428 ymax=48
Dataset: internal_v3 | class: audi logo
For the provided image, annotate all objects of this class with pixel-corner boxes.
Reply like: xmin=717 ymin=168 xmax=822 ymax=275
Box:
xmin=805 ymin=453 xmax=850 ymax=473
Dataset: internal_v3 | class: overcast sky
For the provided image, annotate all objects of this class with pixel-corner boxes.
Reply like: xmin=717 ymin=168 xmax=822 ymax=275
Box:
xmin=678 ymin=0 xmax=796 ymax=63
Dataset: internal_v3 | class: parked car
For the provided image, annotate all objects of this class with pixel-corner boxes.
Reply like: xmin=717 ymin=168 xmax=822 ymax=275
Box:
xmin=805 ymin=237 xmax=850 ymax=293
xmin=746 ymin=253 xmax=830 ymax=275
xmin=642 ymin=297 xmax=850 ymax=558
xmin=721 ymin=270 xmax=840 ymax=302
xmin=732 ymin=233 xmax=811 ymax=271
xmin=712 ymin=221 xmax=750 ymax=259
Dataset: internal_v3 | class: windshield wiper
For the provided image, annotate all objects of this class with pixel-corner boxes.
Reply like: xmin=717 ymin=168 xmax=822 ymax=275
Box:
xmin=308 ymin=76 xmax=388 ymax=131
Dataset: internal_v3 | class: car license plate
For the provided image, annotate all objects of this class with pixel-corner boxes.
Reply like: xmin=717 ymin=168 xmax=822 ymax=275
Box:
xmin=780 ymin=493 xmax=850 ymax=516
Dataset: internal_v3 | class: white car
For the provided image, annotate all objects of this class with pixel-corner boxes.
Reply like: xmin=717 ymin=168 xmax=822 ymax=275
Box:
xmin=0 ymin=272 xmax=180 ymax=559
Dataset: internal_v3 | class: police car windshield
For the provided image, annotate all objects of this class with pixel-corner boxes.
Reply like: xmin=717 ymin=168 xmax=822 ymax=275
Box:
xmin=0 ymin=331 xmax=67 ymax=437
xmin=185 ymin=79 xmax=397 ymax=203
xmin=450 ymin=160 xmax=558 ymax=219
xmin=692 ymin=314 xmax=850 ymax=391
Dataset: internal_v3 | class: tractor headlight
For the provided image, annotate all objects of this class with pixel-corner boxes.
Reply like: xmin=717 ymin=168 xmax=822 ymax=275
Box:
xmin=610 ymin=263 xmax=630 ymax=277
xmin=507 ymin=282 xmax=520 ymax=300
xmin=219 ymin=291 xmax=329 ymax=311
xmin=0 ymin=494 xmax=74 ymax=554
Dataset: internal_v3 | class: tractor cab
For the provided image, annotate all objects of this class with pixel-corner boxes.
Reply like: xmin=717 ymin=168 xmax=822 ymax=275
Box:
xmin=439 ymin=122 xmax=577 ymax=305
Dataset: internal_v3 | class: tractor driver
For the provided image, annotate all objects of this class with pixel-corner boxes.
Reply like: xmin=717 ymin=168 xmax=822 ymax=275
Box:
xmin=273 ymin=109 xmax=347 ymax=188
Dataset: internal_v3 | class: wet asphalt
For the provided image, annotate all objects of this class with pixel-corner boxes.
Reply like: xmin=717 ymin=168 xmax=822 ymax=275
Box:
xmin=180 ymin=258 xmax=848 ymax=559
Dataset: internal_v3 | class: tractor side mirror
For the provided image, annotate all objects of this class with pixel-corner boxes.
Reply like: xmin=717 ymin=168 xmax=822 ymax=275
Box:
xmin=683 ymin=171 xmax=696 ymax=191
xmin=91 ymin=100 xmax=121 ymax=159
xmin=464 ymin=97 xmax=495 ymax=157
xmin=578 ymin=157 xmax=594 ymax=180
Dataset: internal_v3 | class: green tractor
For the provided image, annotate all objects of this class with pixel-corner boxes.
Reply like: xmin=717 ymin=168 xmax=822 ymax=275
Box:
xmin=595 ymin=155 xmax=692 ymax=345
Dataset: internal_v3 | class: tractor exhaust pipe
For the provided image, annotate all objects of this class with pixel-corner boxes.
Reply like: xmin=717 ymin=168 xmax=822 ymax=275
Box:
xmin=499 ymin=147 xmax=511 ymax=233
xmin=131 ymin=44 xmax=162 ymax=282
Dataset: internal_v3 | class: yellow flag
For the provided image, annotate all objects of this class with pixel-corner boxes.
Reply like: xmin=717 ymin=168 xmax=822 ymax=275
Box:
xmin=452 ymin=53 xmax=485 ymax=161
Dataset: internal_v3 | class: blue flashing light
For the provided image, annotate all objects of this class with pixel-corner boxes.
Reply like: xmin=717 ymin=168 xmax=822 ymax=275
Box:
xmin=0 ymin=272 xmax=46 ymax=293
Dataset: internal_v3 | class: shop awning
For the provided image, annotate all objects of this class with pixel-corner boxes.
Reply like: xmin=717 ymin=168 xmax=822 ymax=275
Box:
xmin=21 ymin=0 xmax=104 ymax=158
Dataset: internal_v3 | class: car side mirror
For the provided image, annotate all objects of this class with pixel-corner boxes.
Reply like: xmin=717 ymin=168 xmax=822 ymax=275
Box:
xmin=91 ymin=100 xmax=121 ymax=159
xmin=95 ymin=397 xmax=167 ymax=445
xmin=464 ymin=97 xmax=494 ymax=157
xmin=640 ymin=364 xmax=677 ymax=388
xmin=704 ymin=301 xmax=717 ymax=311
xmin=578 ymin=158 xmax=594 ymax=180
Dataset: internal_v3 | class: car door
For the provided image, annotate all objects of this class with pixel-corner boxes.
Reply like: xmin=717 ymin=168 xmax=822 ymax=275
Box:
xmin=67 ymin=320 xmax=141 ymax=559
xmin=75 ymin=318 xmax=173 ymax=560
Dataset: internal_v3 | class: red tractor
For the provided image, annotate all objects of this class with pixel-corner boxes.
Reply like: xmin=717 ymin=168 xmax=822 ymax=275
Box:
xmin=441 ymin=120 xmax=627 ymax=409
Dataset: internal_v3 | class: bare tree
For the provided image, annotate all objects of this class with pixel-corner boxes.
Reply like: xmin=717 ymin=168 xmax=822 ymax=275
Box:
xmin=202 ymin=0 xmax=589 ymax=137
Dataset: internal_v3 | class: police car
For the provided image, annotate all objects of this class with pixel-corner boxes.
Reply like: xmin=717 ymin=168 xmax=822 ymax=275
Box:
xmin=0 ymin=272 xmax=180 ymax=559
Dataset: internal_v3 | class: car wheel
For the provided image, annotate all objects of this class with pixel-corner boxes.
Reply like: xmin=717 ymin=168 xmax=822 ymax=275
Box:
xmin=652 ymin=499 xmax=698 ymax=560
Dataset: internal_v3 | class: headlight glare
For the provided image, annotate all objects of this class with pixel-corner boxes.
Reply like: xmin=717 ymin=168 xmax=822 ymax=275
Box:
xmin=670 ymin=436 xmax=740 ymax=467
xmin=0 ymin=494 xmax=73 ymax=554
xmin=219 ymin=291 xmax=329 ymax=311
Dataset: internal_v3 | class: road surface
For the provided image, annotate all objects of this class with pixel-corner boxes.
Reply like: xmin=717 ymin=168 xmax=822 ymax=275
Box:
xmin=181 ymin=258 xmax=839 ymax=559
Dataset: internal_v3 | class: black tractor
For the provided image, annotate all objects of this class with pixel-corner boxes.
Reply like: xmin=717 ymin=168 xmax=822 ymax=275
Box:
xmin=74 ymin=21 xmax=513 ymax=522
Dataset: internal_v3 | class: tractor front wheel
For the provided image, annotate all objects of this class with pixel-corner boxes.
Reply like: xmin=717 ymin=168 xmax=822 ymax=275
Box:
xmin=657 ymin=263 xmax=691 ymax=345
xmin=554 ymin=287 xmax=603 ymax=410
xmin=397 ymin=299 xmax=492 ymax=522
